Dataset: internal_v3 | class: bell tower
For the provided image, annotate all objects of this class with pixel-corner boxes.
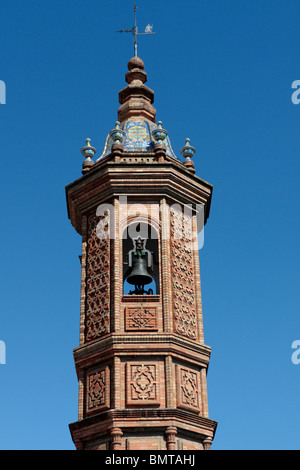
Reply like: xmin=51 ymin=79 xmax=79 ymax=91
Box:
xmin=66 ymin=56 xmax=217 ymax=450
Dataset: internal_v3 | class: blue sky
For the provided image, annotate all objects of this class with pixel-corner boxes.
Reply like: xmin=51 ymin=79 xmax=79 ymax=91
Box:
xmin=0 ymin=0 xmax=299 ymax=450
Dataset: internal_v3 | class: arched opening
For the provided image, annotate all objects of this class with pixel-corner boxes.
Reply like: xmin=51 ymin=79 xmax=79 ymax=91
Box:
xmin=122 ymin=222 xmax=159 ymax=295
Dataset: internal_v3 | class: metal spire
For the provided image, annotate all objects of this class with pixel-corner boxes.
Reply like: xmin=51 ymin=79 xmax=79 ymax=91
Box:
xmin=117 ymin=3 xmax=155 ymax=57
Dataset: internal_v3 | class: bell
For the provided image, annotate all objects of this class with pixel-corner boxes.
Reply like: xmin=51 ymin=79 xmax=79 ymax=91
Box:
xmin=126 ymin=255 xmax=153 ymax=287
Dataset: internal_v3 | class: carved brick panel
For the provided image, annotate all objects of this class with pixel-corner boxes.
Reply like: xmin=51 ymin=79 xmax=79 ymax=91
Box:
xmin=170 ymin=207 xmax=197 ymax=341
xmin=126 ymin=363 xmax=160 ymax=406
xmin=85 ymin=212 xmax=110 ymax=342
xmin=125 ymin=307 xmax=158 ymax=331
xmin=176 ymin=364 xmax=201 ymax=413
xmin=86 ymin=366 xmax=110 ymax=414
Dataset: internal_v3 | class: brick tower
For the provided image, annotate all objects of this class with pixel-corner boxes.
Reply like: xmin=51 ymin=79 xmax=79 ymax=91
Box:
xmin=66 ymin=56 xmax=217 ymax=450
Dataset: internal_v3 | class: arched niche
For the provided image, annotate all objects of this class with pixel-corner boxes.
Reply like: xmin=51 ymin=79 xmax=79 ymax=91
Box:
xmin=122 ymin=222 xmax=159 ymax=295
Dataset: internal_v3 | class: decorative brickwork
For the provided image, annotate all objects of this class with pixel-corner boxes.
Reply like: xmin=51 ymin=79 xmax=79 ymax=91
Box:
xmin=176 ymin=365 xmax=201 ymax=413
xmin=125 ymin=306 xmax=158 ymax=331
xmin=86 ymin=366 xmax=110 ymax=414
xmin=170 ymin=206 xmax=197 ymax=341
xmin=85 ymin=212 xmax=110 ymax=342
xmin=126 ymin=363 xmax=159 ymax=406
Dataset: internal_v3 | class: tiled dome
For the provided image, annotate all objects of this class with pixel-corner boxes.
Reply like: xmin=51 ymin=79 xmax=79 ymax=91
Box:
xmin=97 ymin=119 xmax=178 ymax=160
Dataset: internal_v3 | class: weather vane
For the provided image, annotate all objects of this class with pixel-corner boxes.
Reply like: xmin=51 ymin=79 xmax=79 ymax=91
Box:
xmin=117 ymin=3 xmax=156 ymax=57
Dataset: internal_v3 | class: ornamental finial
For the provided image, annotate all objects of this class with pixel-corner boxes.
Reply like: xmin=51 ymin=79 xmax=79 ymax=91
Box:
xmin=110 ymin=121 xmax=125 ymax=145
xmin=151 ymin=121 xmax=168 ymax=145
xmin=180 ymin=138 xmax=196 ymax=174
xmin=81 ymin=138 xmax=97 ymax=158
xmin=81 ymin=138 xmax=96 ymax=175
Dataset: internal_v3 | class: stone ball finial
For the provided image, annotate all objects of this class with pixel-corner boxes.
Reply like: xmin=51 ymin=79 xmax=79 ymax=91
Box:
xmin=127 ymin=56 xmax=144 ymax=71
xmin=119 ymin=56 xmax=154 ymax=122
xmin=125 ymin=57 xmax=147 ymax=85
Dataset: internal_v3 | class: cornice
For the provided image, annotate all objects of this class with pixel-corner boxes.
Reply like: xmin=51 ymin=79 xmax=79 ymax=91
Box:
xmin=69 ymin=408 xmax=218 ymax=441
xmin=73 ymin=333 xmax=211 ymax=372
xmin=65 ymin=155 xmax=213 ymax=235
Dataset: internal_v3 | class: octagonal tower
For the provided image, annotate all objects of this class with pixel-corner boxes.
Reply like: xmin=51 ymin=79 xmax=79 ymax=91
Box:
xmin=66 ymin=57 xmax=217 ymax=450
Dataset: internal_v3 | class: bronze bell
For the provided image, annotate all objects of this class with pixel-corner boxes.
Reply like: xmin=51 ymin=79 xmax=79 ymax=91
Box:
xmin=126 ymin=253 xmax=153 ymax=287
xmin=125 ymin=236 xmax=154 ymax=295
